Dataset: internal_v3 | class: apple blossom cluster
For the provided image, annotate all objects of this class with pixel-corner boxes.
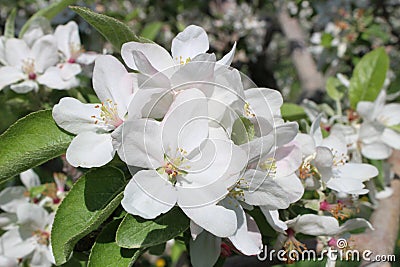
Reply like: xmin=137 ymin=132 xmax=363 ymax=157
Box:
xmin=0 ymin=169 xmax=66 ymax=267
xmin=0 ymin=21 xmax=97 ymax=93
xmin=50 ymin=25 xmax=380 ymax=266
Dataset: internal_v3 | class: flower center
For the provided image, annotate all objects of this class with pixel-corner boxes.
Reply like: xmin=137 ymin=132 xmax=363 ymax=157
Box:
xmin=92 ymin=99 xmax=123 ymax=129
xmin=22 ymin=58 xmax=36 ymax=79
xmin=244 ymin=102 xmax=256 ymax=118
xmin=259 ymin=157 xmax=277 ymax=176
xmin=68 ymin=43 xmax=84 ymax=63
xmin=33 ymin=230 xmax=50 ymax=246
xmin=229 ymin=177 xmax=248 ymax=201
xmin=298 ymin=154 xmax=320 ymax=180
xmin=158 ymin=149 xmax=189 ymax=184
xmin=283 ymin=228 xmax=307 ymax=263
xmin=176 ymin=56 xmax=191 ymax=65
xmin=319 ymin=200 xmax=353 ymax=220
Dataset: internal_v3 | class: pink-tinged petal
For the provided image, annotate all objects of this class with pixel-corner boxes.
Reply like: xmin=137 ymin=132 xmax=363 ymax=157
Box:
xmin=334 ymin=163 xmax=378 ymax=182
xmin=10 ymin=80 xmax=38 ymax=93
xmin=119 ymin=118 xmax=164 ymax=169
xmin=0 ymin=66 xmax=24 ymax=90
xmin=182 ymin=204 xmax=237 ymax=237
xmin=260 ymin=209 xmax=287 ymax=233
xmin=93 ymin=55 xmax=134 ymax=117
xmin=216 ymin=42 xmax=236 ymax=67
xmin=54 ymin=21 xmax=81 ymax=59
xmin=162 ymin=88 xmax=208 ymax=154
xmin=37 ymin=66 xmax=79 ymax=90
xmin=121 ymin=42 xmax=174 ymax=73
xmin=274 ymin=122 xmax=299 ymax=147
xmin=31 ymin=35 xmax=58 ymax=72
xmin=171 ymin=25 xmax=209 ymax=63
xmin=274 ymin=143 xmax=302 ymax=177
xmin=5 ymin=38 xmax=30 ymax=67
xmin=0 ymin=186 xmax=27 ymax=213
xmin=52 ymin=97 xmax=105 ymax=135
xmin=223 ymin=199 xmax=262 ymax=255
xmin=326 ymin=178 xmax=368 ymax=195
xmin=66 ymin=132 xmax=115 ymax=168
xmin=189 ymin=230 xmax=221 ymax=267
xmin=361 ymin=142 xmax=392 ymax=160
xmin=294 ymin=133 xmax=316 ymax=156
xmin=121 ymin=170 xmax=177 ymax=219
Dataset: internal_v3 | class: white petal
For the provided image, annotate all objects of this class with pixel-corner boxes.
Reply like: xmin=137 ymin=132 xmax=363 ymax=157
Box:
xmin=260 ymin=209 xmax=287 ymax=233
xmin=334 ymin=163 xmax=378 ymax=182
xmin=37 ymin=66 xmax=79 ymax=90
xmin=0 ymin=213 xmax=17 ymax=229
xmin=338 ymin=218 xmax=374 ymax=233
xmin=274 ymin=143 xmax=302 ymax=177
xmin=23 ymin=27 xmax=45 ymax=47
xmin=31 ymin=245 xmax=53 ymax=267
xmin=66 ymin=132 xmax=115 ymax=168
xmin=0 ymin=255 xmax=18 ymax=267
xmin=380 ymin=103 xmax=400 ymax=125
xmin=189 ymin=230 xmax=221 ymax=267
xmin=275 ymin=122 xmax=299 ymax=147
xmin=361 ymin=142 xmax=392 ymax=160
xmin=289 ymin=214 xmax=340 ymax=236
xmin=0 ymin=187 xmax=27 ymax=213
xmin=59 ymin=63 xmax=81 ymax=80
xmin=0 ymin=229 xmax=35 ymax=258
xmin=242 ymin=169 xmax=289 ymax=209
xmin=376 ymin=186 xmax=393 ymax=199
xmin=54 ymin=21 xmax=80 ymax=59
xmin=31 ymin=35 xmax=58 ymax=72
xmin=244 ymin=88 xmax=283 ymax=123
xmin=171 ymin=25 xmax=209 ymax=63
xmin=121 ymin=170 xmax=177 ymax=219
xmin=223 ymin=199 xmax=262 ymax=255
xmin=294 ymin=133 xmax=316 ymax=156
xmin=240 ymin=135 xmax=274 ymax=164
xmin=93 ymin=55 xmax=134 ymax=117
xmin=118 ymin=118 xmax=163 ymax=168
xmin=321 ymin=133 xmax=348 ymax=161
xmin=17 ymin=203 xmax=48 ymax=230
xmin=381 ymin=128 xmax=400 ymax=150
xmin=310 ymin=114 xmax=323 ymax=146
xmin=20 ymin=169 xmax=40 ymax=189
xmin=52 ymin=97 xmax=105 ymax=135
xmin=5 ymin=38 xmax=30 ymax=67
xmin=275 ymin=173 xmax=304 ymax=203
xmin=216 ymin=42 xmax=236 ymax=67
xmin=326 ymin=178 xmax=368 ymax=195
xmin=162 ymin=89 xmax=208 ymax=154
xmin=182 ymin=204 xmax=237 ymax=237
xmin=356 ymin=101 xmax=374 ymax=121
xmin=77 ymin=52 xmax=98 ymax=65
xmin=0 ymin=66 xmax=24 ymax=90
xmin=190 ymin=221 xmax=203 ymax=240
xmin=121 ymin=42 xmax=174 ymax=73
xmin=10 ymin=80 xmax=38 ymax=93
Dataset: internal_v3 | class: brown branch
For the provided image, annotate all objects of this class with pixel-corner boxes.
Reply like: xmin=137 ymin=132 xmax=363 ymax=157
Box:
xmin=276 ymin=4 xmax=325 ymax=103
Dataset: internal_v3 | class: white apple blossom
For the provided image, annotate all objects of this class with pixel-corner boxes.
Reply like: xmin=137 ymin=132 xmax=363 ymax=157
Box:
xmin=0 ymin=203 xmax=55 ymax=267
xmin=120 ymin=88 xmax=247 ymax=238
xmin=295 ymin=115 xmax=378 ymax=195
xmin=357 ymin=90 xmax=400 ymax=159
xmin=52 ymin=55 xmax=136 ymax=167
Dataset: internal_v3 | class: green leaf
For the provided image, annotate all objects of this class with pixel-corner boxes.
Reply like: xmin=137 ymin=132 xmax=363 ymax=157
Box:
xmin=326 ymin=77 xmax=345 ymax=101
xmin=140 ymin=21 xmax=162 ymax=41
xmin=51 ymin=167 xmax=126 ymax=265
xmin=19 ymin=0 xmax=77 ymax=37
xmin=116 ymin=207 xmax=189 ymax=249
xmin=231 ymin=117 xmax=255 ymax=145
xmin=281 ymin=103 xmax=307 ymax=121
xmin=4 ymin=8 xmax=16 ymax=38
xmin=70 ymin=6 xmax=150 ymax=52
xmin=349 ymin=47 xmax=389 ymax=108
xmin=88 ymin=220 xmax=142 ymax=267
xmin=0 ymin=110 xmax=73 ymax=183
